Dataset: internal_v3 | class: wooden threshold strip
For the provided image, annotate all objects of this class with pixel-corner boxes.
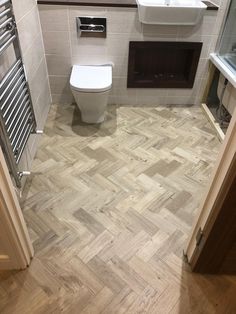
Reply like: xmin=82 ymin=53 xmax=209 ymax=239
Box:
xmin=201 ymin=103 xmax=225 ymax=142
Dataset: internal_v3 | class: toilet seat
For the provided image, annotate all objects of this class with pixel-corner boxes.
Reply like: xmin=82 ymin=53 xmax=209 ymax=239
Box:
xmin=70 ymin=65 xmax=112 ymax=93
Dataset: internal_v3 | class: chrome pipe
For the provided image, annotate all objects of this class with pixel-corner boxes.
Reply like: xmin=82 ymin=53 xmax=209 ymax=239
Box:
xmin=35 ymin=130 xmax=44 ymax=135
xmin=17 ymin=171 xmax=31 ymax=179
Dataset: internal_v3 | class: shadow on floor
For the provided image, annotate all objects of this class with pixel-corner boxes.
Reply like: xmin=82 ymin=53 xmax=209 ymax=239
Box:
xmin=71 ymin=103 xmax=118 ymax=137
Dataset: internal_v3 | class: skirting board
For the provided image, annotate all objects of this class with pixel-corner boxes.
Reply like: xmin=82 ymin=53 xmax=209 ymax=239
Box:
xmin=201 ymin=103 xmax=225 ymax=142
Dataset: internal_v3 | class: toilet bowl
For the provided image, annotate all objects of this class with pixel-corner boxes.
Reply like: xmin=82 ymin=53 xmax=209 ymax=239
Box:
xmin=70 ymin=65 xmax=112 ymax=124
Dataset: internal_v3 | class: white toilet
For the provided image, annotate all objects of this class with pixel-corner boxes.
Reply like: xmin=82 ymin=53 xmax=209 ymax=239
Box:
xmin=70 ymin=65 xmax=112 ymax=124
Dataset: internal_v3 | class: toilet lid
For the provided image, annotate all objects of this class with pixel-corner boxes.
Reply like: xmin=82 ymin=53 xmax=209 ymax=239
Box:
xmin=70 ymin=65 xmax=112 ymax=92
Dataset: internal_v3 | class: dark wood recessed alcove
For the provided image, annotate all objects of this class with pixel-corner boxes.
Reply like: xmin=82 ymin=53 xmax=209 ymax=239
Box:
xmin=127 ymin=41 xmax=203 ymax=88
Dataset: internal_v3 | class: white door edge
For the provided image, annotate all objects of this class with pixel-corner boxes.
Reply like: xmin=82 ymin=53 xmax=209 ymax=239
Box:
xmin=0 ymin=147 xmax=34 ymax=270
xmin=185 ymin=107 xmax=236 ymax=263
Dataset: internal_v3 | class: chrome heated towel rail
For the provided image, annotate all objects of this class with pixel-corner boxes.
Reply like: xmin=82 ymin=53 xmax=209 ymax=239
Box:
xmin=0 ymin=0 xmax=38 ymax=187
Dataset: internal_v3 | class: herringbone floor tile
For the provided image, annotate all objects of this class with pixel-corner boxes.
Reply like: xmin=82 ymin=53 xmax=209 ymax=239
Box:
xmin=1 ymin=103 xmax=236 ymax=313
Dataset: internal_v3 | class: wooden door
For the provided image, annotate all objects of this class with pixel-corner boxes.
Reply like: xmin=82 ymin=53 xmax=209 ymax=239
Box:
xmin=0 ymin=147 xmax=33 ymax=270
xmin=185 ymin=108 xmax=236 ymax=273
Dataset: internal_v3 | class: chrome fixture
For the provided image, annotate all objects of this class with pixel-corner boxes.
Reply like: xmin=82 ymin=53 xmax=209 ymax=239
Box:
xmin=35 ymin=130 xmax=44 ymax=135
xmin=18 ymin=171 xmax=31 ymax=179
xmin=0 ymin=0 xmax=39 ymax=188
xmin=77 ymin=17 xmax=107 ymax=38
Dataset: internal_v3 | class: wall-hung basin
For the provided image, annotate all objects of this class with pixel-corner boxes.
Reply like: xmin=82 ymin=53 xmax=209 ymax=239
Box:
xmin=136 ymin=0 xmax=207 ymax=25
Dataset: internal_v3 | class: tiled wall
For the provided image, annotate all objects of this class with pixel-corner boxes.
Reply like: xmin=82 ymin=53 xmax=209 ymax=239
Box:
xmin=39 ymin=1 xmax=229 ymax=106
xmin=11 ymin=0 xmax=51 ymax=174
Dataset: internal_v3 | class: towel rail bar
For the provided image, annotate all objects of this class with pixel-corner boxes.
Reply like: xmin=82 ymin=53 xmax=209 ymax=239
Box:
xmin=8 ymin=95 xmax=29 ymax=135
xmin=0 ymin=1 xmax=38 ymax=187
xmin=2 ymin=77 xmax=26 ymax=115
xmin=16 ymin=123 xmax=34 ymax=163
xmin=0 ymin=59 xmax=21 ymax=89
xmin=12 ymin=110 xmax=32 ymax=150
xmin=9 ymin=103 xmax=30 ymax=141
xmin=0 ymin=8 xmax=11 ymax=21
xmin=0 ymin=0 xmax=11 ymax=8
xmin=4 ymin=89 xmax=28 ymax=126
xmin=0 ymin=66 xmax=23 ymax=97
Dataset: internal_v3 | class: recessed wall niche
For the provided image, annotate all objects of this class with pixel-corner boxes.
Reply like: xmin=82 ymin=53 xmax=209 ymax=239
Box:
xmin=127 ymin=41 xmax=203 ymax=89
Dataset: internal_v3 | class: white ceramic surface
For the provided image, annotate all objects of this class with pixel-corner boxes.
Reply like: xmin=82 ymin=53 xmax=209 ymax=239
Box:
xmin=70 ymin=65 xmax=112 ymax=124
xmin=70 ymin=65 xmax=112 ymax=92
xmin=136 ymin=0 xmax=207 ymax=25
xmin=210 ymin=53 xmax=236 ymax=89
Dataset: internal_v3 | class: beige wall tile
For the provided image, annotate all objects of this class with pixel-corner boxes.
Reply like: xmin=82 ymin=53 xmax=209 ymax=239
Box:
xmin=52 ymin=93 xmax=74 ymax=104
xmin=142 ymin=24 xmax=178 ymax=36
xmin=46 ymin=55 xmax=72 ymax=76
xmin=49 ymin=75 xmax=71 ymax=95
xmin=23 ymin=34 xmax=45 ymax=82
xmin=28 ymin=58 xmax=49 ymax=105
xmin=70 ymin=33 xmax=107 ymax=57
xmin=106 ymin=8 xmax=141 ymax=35
xmin=34 ymin=79 xmax=52 ymax=129
xmin=17 ymin=5 xmax=41 ymax=53
xmin=39 ymin=2 xmax=229 ymax=106
xmin=43 ymin=31 xmax=71 ymax=56
xmin=1 ymin=1 xmax=51 ymax=183
xmin=12 ymin=0 xmax=36 ymax=22
xmin=39 ymin=5 xmax=69 ymax=32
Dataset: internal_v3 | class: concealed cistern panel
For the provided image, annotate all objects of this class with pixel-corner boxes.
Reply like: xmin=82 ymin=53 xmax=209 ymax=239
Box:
xmin=77 ymin=17 xmax=107 ymax=38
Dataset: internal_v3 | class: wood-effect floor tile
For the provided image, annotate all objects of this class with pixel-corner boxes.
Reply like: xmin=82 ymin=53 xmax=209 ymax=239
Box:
xmin=1 ymin=103 xmax=236 ymax=313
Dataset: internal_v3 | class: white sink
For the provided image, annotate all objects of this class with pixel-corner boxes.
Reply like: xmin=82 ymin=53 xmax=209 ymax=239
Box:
xmin=136 ymin=0 xmax=207 ymax=25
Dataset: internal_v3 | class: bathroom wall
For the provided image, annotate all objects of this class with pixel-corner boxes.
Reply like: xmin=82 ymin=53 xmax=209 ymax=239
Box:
xmin=11 ymin=0 xmax=51 ymax=173
xmin=38 ymin=1 xmax=229 ymax=106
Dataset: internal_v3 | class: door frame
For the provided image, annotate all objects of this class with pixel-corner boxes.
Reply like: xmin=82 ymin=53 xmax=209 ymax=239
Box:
xmin=0 ymin=147 xmax=33 ymax=270
xmin=185 ymin=107 xmax=236 ymax=273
